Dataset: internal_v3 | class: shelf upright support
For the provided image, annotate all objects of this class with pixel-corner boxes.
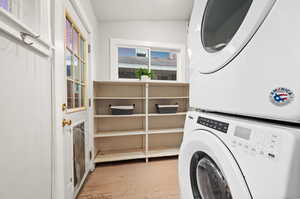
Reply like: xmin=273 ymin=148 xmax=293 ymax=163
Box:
xmin=145 ymin=82 xmax=149 ymax=163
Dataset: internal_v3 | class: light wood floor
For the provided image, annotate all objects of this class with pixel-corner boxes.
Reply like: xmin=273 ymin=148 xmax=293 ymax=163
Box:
xmin=77 ymin=158 xmax=180 ymax=199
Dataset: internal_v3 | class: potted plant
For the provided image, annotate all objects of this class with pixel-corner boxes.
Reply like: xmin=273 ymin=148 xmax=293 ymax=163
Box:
xmin=135 ymin=68 xmax=153 ymax=81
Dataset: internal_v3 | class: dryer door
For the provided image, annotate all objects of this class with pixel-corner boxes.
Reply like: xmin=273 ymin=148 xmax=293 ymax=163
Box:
xmin=179 ymin=130 xmax=252 ymax=199
xmin=188 ymin=0 xmax=276 ymax=74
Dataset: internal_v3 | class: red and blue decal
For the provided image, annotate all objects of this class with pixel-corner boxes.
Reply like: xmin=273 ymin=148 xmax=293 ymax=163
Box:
xmin=270 ymin=88 xmax=294 ymax=106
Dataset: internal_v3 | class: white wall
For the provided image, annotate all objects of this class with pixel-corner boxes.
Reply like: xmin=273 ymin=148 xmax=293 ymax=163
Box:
xmin=95 ymin=20 xmax=188 ymax=81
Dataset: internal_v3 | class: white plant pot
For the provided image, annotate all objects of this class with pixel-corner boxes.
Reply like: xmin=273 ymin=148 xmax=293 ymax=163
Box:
xmin=141 ymin=75 xmax=150 ymax=81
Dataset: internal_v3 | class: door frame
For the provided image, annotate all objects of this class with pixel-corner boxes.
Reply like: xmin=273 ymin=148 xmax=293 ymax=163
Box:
xmin=52 ymin=0 xmax=95 ymax=199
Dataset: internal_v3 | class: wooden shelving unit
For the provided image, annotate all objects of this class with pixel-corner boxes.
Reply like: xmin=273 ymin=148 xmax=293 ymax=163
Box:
xmin=93 ymin=81 xmax=189 ymax=163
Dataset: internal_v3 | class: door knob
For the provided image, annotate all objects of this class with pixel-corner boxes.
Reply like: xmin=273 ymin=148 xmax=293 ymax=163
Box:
xmin=62 ymin=119 xmax=72 ymax=127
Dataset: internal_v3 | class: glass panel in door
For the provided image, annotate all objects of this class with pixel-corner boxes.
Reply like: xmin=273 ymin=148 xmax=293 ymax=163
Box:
xmin=65 ymin=15 xmax=87 ymax=111
xmin=73 ymin=122 xmax=86 ymax=189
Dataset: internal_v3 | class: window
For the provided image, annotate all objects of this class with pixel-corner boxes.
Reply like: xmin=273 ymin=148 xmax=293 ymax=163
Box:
xmin=0 ymin=0 xmax=51 ymax=55
xmin=118 ymin=47 xmax=149 ymax=79
xmin=202 ymin=0 xmax=253 ymax=53
xmin=112 ymin=39 xmax=185 ymax=81
xmin=150 ymin=50 xmax=177 ymax=80
xmin=65 ymin=16 xmax=87 ymax=110
xmin=0 ymin=0 xmax=11 ymax=11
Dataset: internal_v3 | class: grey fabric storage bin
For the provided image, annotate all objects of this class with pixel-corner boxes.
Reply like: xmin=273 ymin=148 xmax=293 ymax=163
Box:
xmin=110 ymin=105 xmax=135 ymax=115
xmin=156 ymin=104 xmax=179 ymax=114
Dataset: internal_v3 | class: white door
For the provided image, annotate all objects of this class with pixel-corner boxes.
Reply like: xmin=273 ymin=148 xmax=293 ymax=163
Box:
xmin=63 ymin=1 xmax=91 ymax=198
xmin=0 ymin=0 xmax=52 ymax=199
xmin=188 ymin=0 xmax=276 ymax=73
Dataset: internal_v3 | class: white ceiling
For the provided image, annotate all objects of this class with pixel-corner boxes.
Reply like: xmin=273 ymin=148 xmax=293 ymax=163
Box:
xmin=90 ymin=0 xmax=194 ymax=21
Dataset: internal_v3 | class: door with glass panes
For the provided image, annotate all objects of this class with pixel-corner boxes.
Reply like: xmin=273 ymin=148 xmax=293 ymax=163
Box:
xmin=63 ymin=1 xmax=91 ymax=198
xmin=0 ymin=0 xmax=52 ymax=199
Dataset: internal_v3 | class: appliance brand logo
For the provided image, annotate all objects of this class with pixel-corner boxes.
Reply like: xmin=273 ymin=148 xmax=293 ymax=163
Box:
xmin=270 ymin=88 xmax=294 ymax=106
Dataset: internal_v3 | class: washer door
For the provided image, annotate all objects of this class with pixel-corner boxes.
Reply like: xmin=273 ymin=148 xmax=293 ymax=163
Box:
xmin=188 ymin=0 xmax=276 ymax=74
xmin=191 ymin=152 xmax=232 ymax=199
xmin=179 ymin=130 xmax=252 ymax=199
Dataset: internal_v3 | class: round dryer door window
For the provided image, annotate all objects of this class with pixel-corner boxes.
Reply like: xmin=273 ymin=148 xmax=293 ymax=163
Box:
xmin=190 ymin=152 xmax=232 ymax=199
xmin=201 ymin=0 xmax=253 ymax=53
xmin=188 ymin=0 xmax=276 ymax=73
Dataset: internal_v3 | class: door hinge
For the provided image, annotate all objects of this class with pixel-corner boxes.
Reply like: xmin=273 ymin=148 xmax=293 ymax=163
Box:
xmin=88 ymin=98 xmax=91 ymax=107
xmin=89 ymin=151 xmax=92 ymax=160
xmin=62 ymin=103 xmax=67 ymax=111
xmin=88 ymin=44 xmax=91 ymax=53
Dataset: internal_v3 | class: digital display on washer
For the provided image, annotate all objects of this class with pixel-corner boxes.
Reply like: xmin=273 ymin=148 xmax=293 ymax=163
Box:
xmin=197 ymin=117 xmax=229 ymax=133
xmin=234 ymin=126 xmax=251 ymax=140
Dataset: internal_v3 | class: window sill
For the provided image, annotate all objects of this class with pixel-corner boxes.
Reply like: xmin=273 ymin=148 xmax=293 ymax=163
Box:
xmin=117 ymin=78 xmax=187 ymax=84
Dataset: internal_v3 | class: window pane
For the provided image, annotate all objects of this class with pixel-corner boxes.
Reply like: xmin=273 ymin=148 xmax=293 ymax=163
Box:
xmin=67 ymin=80 xmax=74 ymax=109
xmin=81 ymin=85 xmax=85 ymax=107
xmin=66 ymin=50 xmax=72 ymax=78
xmin=151 ymin=51 xmax=177 ymax=81
xmin=80 ymin=37 xmax=85 ymax=59
xmin=73 ymin=56 xmax=80 ymax=81
xmin=80 ymin=61 xmax=85 ymax=83
xmin=73 ymin=29 xmax=79 ymax=54
xmin=22 ymin=0 xmax=40 ymax=33
xmin=119 ymin=68 xmax=137 ymax=79
xmin=65 ymin=16 xmax=87 ymax=110
xmin=74 ymin=83 xmax=80 ymax=108
xmin=66 ymin=19 xmax=72 ymax=49
xmin=118 ymin=47 xmax=149 ymax=79
xmin=73 ymin=122 xmax=86 ymax=189
xmin=0 ymin=0 xmax=10 ymax=11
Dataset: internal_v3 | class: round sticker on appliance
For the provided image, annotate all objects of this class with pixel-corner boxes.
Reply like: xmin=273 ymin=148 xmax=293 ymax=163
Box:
xmin=270 ymin=88 xmax=295 ymax=106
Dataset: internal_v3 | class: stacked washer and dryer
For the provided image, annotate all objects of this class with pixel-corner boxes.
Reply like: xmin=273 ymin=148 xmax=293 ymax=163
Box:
xmin=179 ymin=0 xmax=300 ymax=199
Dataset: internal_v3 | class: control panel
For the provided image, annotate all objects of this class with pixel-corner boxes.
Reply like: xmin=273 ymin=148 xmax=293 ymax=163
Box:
xmin=197 ymin=116 xmax=229 ymax=133
xmin=231 ymin=126 xmax=281 ymax=160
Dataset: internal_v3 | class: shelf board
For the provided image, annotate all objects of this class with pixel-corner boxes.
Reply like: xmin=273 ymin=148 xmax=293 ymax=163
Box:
xmin=94 ymin=149 xmax=146 ymax=163
xmin=94 ymin=114 xmax=146 ymax=118
xmin=149 ymin=96 xmax=189 ymax=99
xmin=148 ymin=128 xmax=183 ymax=135
xmin=148 ymin=112 xmax=187 ymax=117
xmin=148 ymin=147 xmax=179 ymax=158
xmin=95 ymin=129 xmax=146 ymax=138
xmin=94 ymin=97 xmax=146 ymax=100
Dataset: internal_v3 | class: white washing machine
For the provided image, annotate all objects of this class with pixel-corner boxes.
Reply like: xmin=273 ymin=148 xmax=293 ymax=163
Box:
xmin=179 ymin=111 xmax=300 ymax=199
xmin=188 ymin=0 xmax=300 ymax=123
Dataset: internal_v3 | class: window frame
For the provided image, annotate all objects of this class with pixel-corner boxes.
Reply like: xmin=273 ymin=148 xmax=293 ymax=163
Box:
xmin=110 ymin=38 xmax=186 ymax=82
xmin=0 ymin=0 xmax=52 ymax=56
xmin=65 ymin=13 xmax=88 ymax=112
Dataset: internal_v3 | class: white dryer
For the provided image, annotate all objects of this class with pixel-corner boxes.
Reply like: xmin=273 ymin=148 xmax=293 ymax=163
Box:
xmin=179 ymin=111 xmax=300 ymax=199
xmin=188 ymin=0 xmax=300 ymax=122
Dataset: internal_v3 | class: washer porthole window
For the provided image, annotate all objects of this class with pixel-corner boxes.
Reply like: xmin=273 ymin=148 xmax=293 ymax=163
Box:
xmin=201 ymin=0 xmax=253 ymax=53
xmin=190 ymin=152 xmax=233 ymax=199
